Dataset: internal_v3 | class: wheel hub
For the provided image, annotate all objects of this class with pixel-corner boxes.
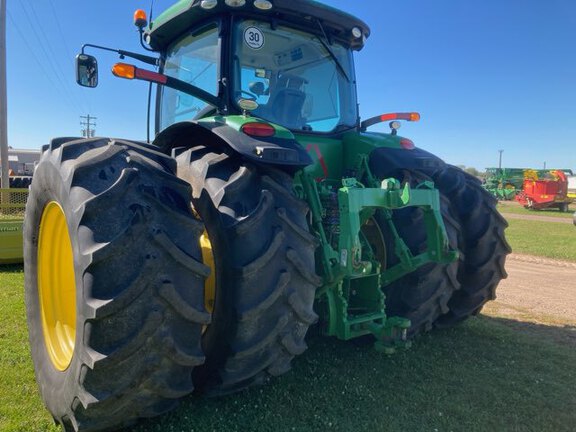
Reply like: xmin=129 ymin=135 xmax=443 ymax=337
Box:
xmin=200 ymin=230 xmax=216 ymax=314
xmin=38 ymin=201 xmax=77 ymax=371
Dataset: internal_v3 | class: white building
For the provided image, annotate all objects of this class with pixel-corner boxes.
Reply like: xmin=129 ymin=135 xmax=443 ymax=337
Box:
xmin=0 ymin=148 xmax=41 ymax=176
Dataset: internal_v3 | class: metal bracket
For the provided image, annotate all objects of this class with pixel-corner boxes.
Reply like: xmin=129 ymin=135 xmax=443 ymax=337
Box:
xmin=297 ymin=170 xmax=457 ymax=352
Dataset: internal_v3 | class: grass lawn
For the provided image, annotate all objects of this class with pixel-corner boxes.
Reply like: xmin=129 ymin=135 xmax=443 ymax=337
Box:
xmin=504 ymin=218 xmax=576 ymax=262
xmin=0 ymin=266 xmax=59 ymax=432
xmin=1 ymin=265 xmax=575 ymax=432
xmin=497 ymin=202 xmax=574 ymax=218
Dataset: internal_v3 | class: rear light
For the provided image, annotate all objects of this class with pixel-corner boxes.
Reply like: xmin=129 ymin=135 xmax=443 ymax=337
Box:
xmin=134 ymin=68 xmax=168 ymax=84
xmin=254 ymin=0 xmax=273 ymax=10
xmin=360 ymin=112 xmax=420 ymax=131
xmin=200 ymin=0 xmax=218 ymax=9
xmin=241 ymin=122 xmax=275 ymax=138
xmin=225 ymin=0 xmax=245 ymax=6
xmin=380 ymin=112 xmax=420 ymax=122
xmin=400 ymin=138 xmax=415 ymax=150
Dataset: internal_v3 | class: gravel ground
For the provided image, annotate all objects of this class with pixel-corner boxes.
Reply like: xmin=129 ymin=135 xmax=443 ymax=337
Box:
xmin=482 ymin=253 xmax=576 ymax=346
xmin=502 ymin=213 xmax=574 ymax=224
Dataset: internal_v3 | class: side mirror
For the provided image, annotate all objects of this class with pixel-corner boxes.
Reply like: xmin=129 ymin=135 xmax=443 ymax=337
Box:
xmin=76 ymin=54 xmax=98 ymax=88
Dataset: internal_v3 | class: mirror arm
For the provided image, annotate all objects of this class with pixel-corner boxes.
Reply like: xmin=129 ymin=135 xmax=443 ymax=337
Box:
xmin=81 ymin=44 xmax=158 ymax=66
xmin=138 ymin=29 xmax=156 ymax=53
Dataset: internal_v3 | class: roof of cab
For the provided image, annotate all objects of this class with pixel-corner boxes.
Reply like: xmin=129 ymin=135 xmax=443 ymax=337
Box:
xmin=146 ymin=0 xmax=370 ymax=51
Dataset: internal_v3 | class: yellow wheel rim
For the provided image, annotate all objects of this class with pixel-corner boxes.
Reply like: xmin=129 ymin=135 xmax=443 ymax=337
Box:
xmin=38 ymin=201 xmax=77 ymax=371
xmin=200 ymin=230 xmax=216 ymax=314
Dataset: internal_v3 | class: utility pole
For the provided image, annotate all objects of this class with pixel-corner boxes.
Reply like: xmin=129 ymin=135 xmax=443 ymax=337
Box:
xmin=80 ymin=115 xmax=97 ymax=138
xmin=498 ymin=149 xmax=504 ymax=170
xmin=0 ymin=0 xmax=9 ymax=194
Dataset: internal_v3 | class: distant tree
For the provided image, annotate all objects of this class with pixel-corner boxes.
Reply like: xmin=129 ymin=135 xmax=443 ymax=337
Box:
xmin=465 ymin=167 xmax=481 ymax=177
xmin=456 ymin=165 xmax=483 ymax=178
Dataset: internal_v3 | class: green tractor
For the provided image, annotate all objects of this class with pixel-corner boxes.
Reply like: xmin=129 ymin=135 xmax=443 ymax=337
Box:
xmin=24 ymin=1 xmax=510 ymax=430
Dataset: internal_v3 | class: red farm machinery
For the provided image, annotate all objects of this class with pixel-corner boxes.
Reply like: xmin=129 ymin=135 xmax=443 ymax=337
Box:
xmin=515 ymin=169 xmax=573 ymax=211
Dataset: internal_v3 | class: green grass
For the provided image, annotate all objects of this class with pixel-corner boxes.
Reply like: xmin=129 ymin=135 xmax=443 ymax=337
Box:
xmin=0 ymin=266 xmax=59 ymax=432
xmin=0 ymin=213 xmax=24 ymax=220
xmin=1 ymin=266 xmax=575 ymax=432
xmin=497 ymin=202 xmax=574 ymax=218
xmin=504 ymin=218 xmax=576 ymax=261
xmin=127 ymin=321 xmax=576 ymax=432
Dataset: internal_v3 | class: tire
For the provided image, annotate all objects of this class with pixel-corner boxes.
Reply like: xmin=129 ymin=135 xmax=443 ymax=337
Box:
xmin=426 ymin=165 xmax=511 ymax=326
xmin=176 ymin=146 xmax=320 ymax=395
xmin=24 ymin=138 xmax=209 ymax=432
xmin=370 ymin=171 xmax=461 ymax=338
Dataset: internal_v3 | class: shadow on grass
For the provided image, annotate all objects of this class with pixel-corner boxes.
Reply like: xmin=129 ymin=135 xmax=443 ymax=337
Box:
xmin=0 ymin=263 xmax=23 ymax=272
xmin=486 ymin=314 xmax=576 ymax=348
xmin=126 ymin=316 xmax=576 ymax=432
xmin=5 ymin=261 xmax=574 ymax=431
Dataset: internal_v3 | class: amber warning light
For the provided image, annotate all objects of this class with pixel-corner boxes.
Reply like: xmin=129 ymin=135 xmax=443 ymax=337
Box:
xmin=134 ymin=9 xmax=148 ymax=28
xmin=112 ymin=63 xmax=168 ymax=84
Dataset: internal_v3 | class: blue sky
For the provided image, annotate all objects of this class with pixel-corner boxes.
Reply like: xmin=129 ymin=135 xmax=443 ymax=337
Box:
xmin=5 ymin=0 xmax=576 ymax=170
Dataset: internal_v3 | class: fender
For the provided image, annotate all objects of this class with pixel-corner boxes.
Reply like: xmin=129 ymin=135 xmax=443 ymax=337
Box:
xmin=153 ymin=120 xmax=312 ymax=168
xmin=369 ymin=146 xmax=446 ymax=179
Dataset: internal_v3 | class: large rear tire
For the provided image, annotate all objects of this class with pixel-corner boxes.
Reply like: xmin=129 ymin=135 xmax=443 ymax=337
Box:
xmin=176 ymin=146 xmax=320 ymax=395
xmin=427 ymin=165 xmax=511 ymax=326
xmin=372 ymin=163 xmax=509 ymax=333
xmin=24 ymin=138 xmax=209 ymax=431
xmin=373 ymin=175 xmax=461 ymax=338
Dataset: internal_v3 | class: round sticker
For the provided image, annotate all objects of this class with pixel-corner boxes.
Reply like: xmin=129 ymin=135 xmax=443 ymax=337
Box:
xmin=244 ymin=27 xmax=264 ymax=50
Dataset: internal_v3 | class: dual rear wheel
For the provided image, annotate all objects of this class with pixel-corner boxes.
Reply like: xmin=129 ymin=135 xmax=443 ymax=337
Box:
xmin=25 ymin=139 xmax=319 ymax=431
xmin=373 ymin=166 xmax=511 ymax=335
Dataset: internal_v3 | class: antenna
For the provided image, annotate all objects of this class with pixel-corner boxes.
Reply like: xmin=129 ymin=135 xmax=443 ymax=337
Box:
xmin=146 ymin=0 xmax=156 ymax=143
xmin=149 ymin=0 xmax=156 ymax=21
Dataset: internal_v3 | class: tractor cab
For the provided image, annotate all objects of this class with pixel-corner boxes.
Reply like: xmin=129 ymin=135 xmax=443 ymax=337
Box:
xmin=150 ymin=0 xmax=367 ymax=135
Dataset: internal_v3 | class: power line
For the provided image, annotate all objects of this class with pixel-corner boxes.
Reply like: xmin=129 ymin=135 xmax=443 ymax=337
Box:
xmin=33 ymin=0 xmax=89 ymax=114
xmin=6 ymin=10 xmax=74 ymax=113
xmin=47 ymin=0 xmax=73 ymax=60
xmin=15 ymin=0 xmax=83 ymax=114
xmin=45 ymin=0 xmax=91 ymax=114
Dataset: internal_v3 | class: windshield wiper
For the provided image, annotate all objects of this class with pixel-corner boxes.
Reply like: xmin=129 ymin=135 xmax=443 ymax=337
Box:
xmin=315 ymin=19 xmax=351 ymax=83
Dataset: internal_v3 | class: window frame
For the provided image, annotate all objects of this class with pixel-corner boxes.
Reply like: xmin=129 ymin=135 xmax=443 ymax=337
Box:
xmin=156 ymin=19 xmax=225 ymax=134
xmin=230 ymin=18 xmax=359 ymax=134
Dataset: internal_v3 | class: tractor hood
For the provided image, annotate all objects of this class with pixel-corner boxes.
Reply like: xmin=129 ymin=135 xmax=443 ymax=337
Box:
xmin=147 ymin=0 xmax=370 ymax=51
